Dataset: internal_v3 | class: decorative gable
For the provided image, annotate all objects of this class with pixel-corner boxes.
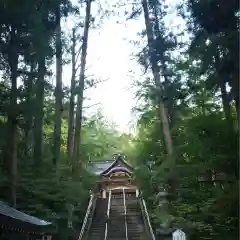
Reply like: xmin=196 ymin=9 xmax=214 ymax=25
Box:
xmin=101 ymin=154 xmax=134 ymax=176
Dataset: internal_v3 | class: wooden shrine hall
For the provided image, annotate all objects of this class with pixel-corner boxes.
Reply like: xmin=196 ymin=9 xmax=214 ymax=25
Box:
xmin=0 ymin=201 xmax=55 ymax=240
xmin=88 ymin=153 xmax=139 ymax=198
xmin=79 ymin=153 xmax=155 ymax=240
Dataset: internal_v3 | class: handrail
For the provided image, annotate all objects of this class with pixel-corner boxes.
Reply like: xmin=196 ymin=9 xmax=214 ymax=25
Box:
xmin=123 ymin=188 xmax=128 ymax=240
xmin=139 ymin=197 xmax=155 ymax=240
xmin=107 ymin=190 xmax=112 ymax=217
xmin=104 ymin=190 xmax=112 ymax=240
xmin=78 ymin=194 xmax=94 ymax=240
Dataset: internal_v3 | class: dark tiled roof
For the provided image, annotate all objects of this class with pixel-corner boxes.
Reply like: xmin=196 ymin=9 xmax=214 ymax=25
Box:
xmin=0 ymin=201 xmax=51 ymax=226
xmin=100 ymin=155 xmax=134 ymax=175
xmin=88 ymin=160 xmax=114 ymax=175
xmin=103 ymin=166 xmax=132 ymax=176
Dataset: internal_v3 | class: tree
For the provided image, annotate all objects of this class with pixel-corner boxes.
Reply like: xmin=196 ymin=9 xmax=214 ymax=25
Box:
xmin=73 ymin=0 xmax=92 ymax=175
xmin=67 ymin=27 xmax=77 ymax=160
xmin=182 ymin=0 xmax=239 ymax=120
xmin=129 ymin=0 xmax=179 ymax=226
xmin=132 ymin=0 xmax=238 ymax=237
xmin=53 ymin=1 xmax=63 ymax=168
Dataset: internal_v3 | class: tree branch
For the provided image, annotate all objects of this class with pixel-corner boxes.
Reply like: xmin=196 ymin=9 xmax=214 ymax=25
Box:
xmin=84 ymin=78 xmax=109 ymax=90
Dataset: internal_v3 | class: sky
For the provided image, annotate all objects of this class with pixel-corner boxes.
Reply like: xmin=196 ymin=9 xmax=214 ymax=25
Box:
xmin=62 ymin=0 xmax=185 ymax=133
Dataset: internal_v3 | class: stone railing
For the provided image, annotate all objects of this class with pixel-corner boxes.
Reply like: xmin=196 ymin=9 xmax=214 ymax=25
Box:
xmin=138 ymin=195 xmax=156 ymax=240
xmin=78 ymin=194 xmax=96 ymax=240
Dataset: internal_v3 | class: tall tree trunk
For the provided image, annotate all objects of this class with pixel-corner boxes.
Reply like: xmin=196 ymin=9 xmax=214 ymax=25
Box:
xmin=73 ymin=0 xmax=92 ymax=175
xmin=142 ymin=0 xmax=174 ymax=171
xmin=231 ymin=77 xmax=239 ymax=119
xmin=33 ymin=56 xmax=45 ymax=164
xmin=142 ymin=0 xmax=174 ymax=227
xmin=152 ymin=5 xmax=175 ymax=129
xmin=220 ymin=80 xmax=231 ymax=121
xmin=215 ymin=50 xmax=232 ymax=122
xmin=53 ymin=4 xmax=63 ymax=167
xmin=24 ymin=62 xmax=35 ymax=158
xmin=67 ymin=28 xmax=76 ymax=159
xmin=7 ymin=29 xmax=19 ymax=207
xmin=66 ymin=28 xmax=77 ymax=232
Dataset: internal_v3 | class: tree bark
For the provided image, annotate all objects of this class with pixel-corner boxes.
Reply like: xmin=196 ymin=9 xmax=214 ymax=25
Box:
xmin=142 ymin=0 xmax=175 ymax=227
xmin=7 ymin=29 xmax=19 ymax=207
xmin=66 ymin=29 xmax=77 ymax=230
xmin=152 ymin=5 xmax=175 ymax=129
xmin=231 ymin=77 xmax=239 ymax=119
xmin=73 ymin=0 xmax=92 ymax=175
xmin=142 ymin=0 xmax=174 ymax=168
xmin=215 ymin=50 xmax=233 ymax=122
xmin=67 ymin=27 xmax=76 ymax=159
xmin=33 ymin=56 xmax=45 ymax=164
xmin=24 ymin=62 xmax=35 ymax=158
xmin=53 ymin=4 xmax=63 ymax=167
xmin=220 ymin=80 xmax=231 ymax=121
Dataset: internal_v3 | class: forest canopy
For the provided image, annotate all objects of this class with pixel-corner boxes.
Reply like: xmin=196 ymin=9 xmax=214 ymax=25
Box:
xmin=0 ymin=0 xmax=238 ymax=239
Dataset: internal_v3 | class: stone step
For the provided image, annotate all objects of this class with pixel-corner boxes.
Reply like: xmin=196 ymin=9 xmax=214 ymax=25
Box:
xmin=87 ymin=194 xmax=149 ymax=240
xmin=87 ymin=198 xmax=108 ymax=240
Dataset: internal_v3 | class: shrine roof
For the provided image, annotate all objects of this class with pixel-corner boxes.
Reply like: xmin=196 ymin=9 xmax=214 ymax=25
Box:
xmin=103 ymin=166 xmax=132 ymax=176
xmin=88 ymin=154 xmax=134 ymax=176
xmin=88 ymin=160 xmax=115 ymax=175
xmin=0 ymin=201 xmax=55 ymax=234
xmin=0 ymin=201 xmax=51 ymax=226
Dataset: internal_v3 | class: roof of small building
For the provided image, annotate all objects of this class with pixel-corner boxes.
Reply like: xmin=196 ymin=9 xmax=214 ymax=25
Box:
xmin=0 ymin=201 xmax=51 ymax=226
xmin=0 ymin=201 xmax=55 ymax=234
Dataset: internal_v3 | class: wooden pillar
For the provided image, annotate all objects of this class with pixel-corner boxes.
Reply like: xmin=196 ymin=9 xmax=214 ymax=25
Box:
xmin=102 ymin=189 xmax=106 ymax=199
xmin=136 ymin=189 xmax=139 ymax=197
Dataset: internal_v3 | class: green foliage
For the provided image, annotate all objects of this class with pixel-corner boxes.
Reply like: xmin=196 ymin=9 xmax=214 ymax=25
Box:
xmin=132 ymin=0 xmax=238 ymax=238
xmin=0 ymin=0 xmax=135 ymax=238
xmin=0 ymin=0 xmax=238 ymax=239
xmin=135 ymin=106 xmax=238 ymax=239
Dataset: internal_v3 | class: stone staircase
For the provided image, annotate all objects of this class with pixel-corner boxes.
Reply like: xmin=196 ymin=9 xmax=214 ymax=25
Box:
xmin=126 ymin=193 xmax=148 ymax=240
xmin=85 ymin=192 xmax=151 ymax=240
xmin=87 ymin=198 xmax=107 ymax=240
xmin=107 ymin=193 xmax=126 ymax=240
